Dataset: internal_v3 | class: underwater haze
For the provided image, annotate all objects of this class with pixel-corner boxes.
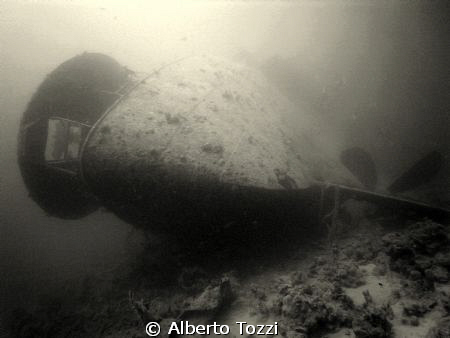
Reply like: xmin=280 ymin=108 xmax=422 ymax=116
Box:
xmin=1 ymin=0 xmax=449 ymax=318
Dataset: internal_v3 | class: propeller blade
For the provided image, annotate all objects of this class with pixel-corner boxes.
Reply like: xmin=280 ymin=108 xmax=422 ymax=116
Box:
xmin=388 ymin=151 xmax=443 ymax=194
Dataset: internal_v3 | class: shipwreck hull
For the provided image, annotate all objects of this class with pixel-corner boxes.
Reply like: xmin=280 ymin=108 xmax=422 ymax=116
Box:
xmin=18 ymin=52 xmax=449 ymax=233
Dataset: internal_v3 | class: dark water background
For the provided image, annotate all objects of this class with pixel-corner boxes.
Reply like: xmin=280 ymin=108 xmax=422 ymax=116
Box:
xmin=1 ymin=1 xmax=449 ymax=311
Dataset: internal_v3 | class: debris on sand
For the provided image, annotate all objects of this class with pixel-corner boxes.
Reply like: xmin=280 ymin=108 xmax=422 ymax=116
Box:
xmin=426 ymin=317 xmax=450 ymax=337
xmin=276 ymin=281 xmax=354 ymax=335
xmin=383 ymin=220 xmax=450 ymax=287
xmin=246 ymin=271 xmax=394 ymax=337
xmin=180 ymin=277 xmax=235 ymax=320
xmin=352 ymin=290 xmax=393 ymax=338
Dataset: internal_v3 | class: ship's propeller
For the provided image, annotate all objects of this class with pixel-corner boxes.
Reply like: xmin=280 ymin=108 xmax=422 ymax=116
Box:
xmin=387 ymin=151 xmax=443 ymax=194
xmin=340 ymin=148 xmax=443 ymax=194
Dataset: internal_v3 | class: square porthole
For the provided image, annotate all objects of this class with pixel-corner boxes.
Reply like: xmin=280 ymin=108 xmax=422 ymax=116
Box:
xmin=44 ymin=117 xmax=90 ymax=164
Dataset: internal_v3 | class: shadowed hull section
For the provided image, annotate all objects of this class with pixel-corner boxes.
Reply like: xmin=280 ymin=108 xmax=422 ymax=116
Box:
xmin=82 ymin=142 xmax=322 ymax=238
